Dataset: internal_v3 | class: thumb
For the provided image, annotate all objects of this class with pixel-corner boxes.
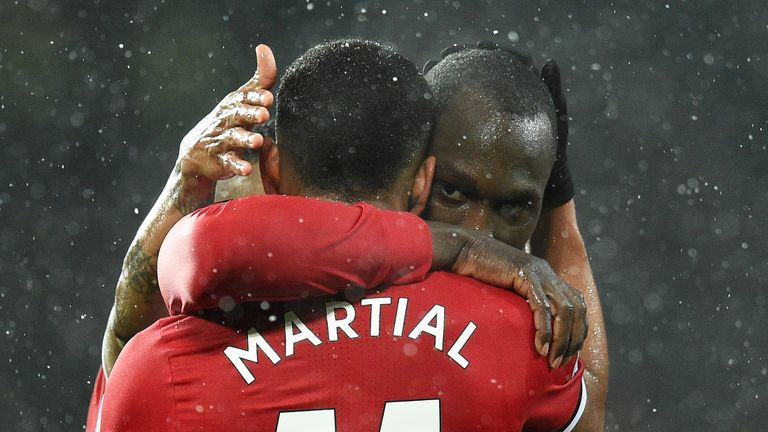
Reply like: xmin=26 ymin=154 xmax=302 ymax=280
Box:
xmin=240 ymin=44 xmax=277 ymax=91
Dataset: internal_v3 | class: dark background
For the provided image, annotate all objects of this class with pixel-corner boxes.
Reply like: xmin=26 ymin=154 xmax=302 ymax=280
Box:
xmin=1 ymin=0 xmax=767 ymax=430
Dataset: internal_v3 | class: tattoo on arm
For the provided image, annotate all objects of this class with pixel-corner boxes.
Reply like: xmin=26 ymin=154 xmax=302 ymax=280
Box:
xmin=119 ymin=180 xmax=211 ymax=303
xmin=171 ymin=178 xmax=214 ymax=215
xmin=107 ymin=172 xmax=216 ymax=369
xmin=172 ymin=193 xmax=200 ymax=216
xmin=122 ymin=245 xmax=159 ymax=295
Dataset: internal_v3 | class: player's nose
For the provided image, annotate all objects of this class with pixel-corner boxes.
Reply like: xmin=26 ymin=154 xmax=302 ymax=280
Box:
xmin=463 ymin=202 xmax=493 ymax=232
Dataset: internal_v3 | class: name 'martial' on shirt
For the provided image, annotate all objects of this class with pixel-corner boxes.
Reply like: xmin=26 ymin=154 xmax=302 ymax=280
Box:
xmin=224 ymin=296 xmax=478 ymax=384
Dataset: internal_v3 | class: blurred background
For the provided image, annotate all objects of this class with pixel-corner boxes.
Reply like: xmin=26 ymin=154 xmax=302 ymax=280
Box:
xmin=1 ymin=0 xmax=767 ymax=430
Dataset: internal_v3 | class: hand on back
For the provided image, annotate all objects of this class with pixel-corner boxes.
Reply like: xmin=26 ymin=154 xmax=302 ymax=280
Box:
xmin=432 ymin=225 xmax=588 ymax=368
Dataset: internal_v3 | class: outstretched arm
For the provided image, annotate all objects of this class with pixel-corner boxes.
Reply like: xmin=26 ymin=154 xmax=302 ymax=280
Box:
xmin=531 ymin=199 xmax=608 ymax=431
xmin=101 ymin=45 xmax=277 ymax=376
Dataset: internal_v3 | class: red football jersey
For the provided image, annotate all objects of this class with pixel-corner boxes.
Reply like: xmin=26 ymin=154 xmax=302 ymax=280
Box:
xmin=157 ymin=195 xmax=433 ymax=314
xmin=85 ymin=366 xmax=106 ymax=432
xmin=88 ymin=195 xmax=430 ymax=428
xmin=99 ymin=272 xmax=585 ymax=431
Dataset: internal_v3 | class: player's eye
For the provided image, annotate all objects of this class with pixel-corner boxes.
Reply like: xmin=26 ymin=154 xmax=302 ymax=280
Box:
xmin=498 ymin=201 xmax=529 ymax=219
xmin=438 ymin=184 xmax=467 ymax=205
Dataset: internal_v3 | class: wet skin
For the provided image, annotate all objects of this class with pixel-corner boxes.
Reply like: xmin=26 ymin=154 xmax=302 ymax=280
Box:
xmin=425 ymin=91 xmax=557 ymax=249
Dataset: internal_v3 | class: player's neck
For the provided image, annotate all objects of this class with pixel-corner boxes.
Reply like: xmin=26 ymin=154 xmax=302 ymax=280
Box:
xmin=279 ymin=172 xmax=409 ymax=211
xmin=284 ymin=183 xmax=408 ymax=211
xmin=363 ymin=197 xmax=407 ymax=212
xmin=301 ymin=193 xmax=406 ymax=212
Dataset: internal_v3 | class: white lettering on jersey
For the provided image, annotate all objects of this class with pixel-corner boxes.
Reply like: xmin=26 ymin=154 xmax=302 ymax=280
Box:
xmin=225 ymin=297 xmax=478 ymax=383
xmin=325 ymin=301 xmax=360 ymax=342
xmin=224 ymin=327 xmax=281 ymax=384
xmin=407 ymin=305 xmax=445 ymax=351
xmin=446 ymin=321 xmax=477 ymax=369
xmin=360 ymin=297 xmax=392 ymax=337
xmin=276 ymin=399 xmax=440 ymax=432
xmin=284 ymin=311 xmax=322 ymax=356
xmin=276 ymin=409 xmax=336 ymax=432
xmin=392 ymin=298 xmax=409 ymax=336
xmin=380 ymin=399 xmax=440 ymax=432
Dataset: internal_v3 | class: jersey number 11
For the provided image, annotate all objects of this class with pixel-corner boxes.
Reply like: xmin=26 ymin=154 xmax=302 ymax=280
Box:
xmin=276 ymin=399 xmax=440 ymax=432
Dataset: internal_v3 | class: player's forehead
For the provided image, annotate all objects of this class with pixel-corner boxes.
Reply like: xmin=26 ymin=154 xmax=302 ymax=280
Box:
xmin=435 ymin=97 xmax=553 ymax=150
xmin=432 ymin=113 xmax=552 ymax=197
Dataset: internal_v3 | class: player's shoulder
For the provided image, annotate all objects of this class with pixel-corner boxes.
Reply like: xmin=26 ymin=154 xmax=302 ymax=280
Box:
xmin=185 ymin=193 xmax=273 ymax=219
xmin=211 ymin=194 xmax=342 ymax=212
xmin=118 ymin=317 xmax=176 ymax=361
xmin=105 ymin=320 xmax=175 ymax=404
xmin=422 ymin=271 xmax=531 ymax=307
xmin=418 ymin=271 xmax=535 ymax=328
xmin=146 ymin=314 xmax=245 ymax=353
xmin=119 ymin=315 xmax=199 ymax=357
xmin=102 ymin=322 xmax=178 ymax=431
xmin=189 ymin=194 xmax=362 ymax=224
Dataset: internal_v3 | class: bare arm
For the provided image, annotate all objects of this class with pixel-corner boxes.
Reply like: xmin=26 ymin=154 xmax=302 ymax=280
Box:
xmin=101 ymin=45 xmax=277 ymax=376
xmin=531 ymin=199 xmax=608 ymax=430
xmin=102 ymin=170 xmax=214 ymax=375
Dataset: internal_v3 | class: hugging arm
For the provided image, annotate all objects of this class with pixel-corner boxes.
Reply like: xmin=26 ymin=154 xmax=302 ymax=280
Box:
xmin=531 ymin=200 xmax=607 ymax=431
xmin=102 ymin=169 xmax=212 ymax=376
xmin=533 ymin=59 xmax=607 ymax=429
xmin=158 ymin=195 xmax=587 ymax=362
xmin=101 ymin=45 xmax=277 ymax=376
xmin=157 ymin=196 xmax=434 ymax=314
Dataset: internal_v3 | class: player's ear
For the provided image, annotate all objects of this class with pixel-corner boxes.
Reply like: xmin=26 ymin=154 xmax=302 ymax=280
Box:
xmin=408 ymin=155 xmax=436 ymax=216
xmin=259 ymin=137 xmax=281 ymax=194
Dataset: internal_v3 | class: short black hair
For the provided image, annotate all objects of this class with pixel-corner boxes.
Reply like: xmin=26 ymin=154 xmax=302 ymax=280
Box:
xmin=424 ymin=44 xmax=556 ymax=137
xmin=276 ymin=39 xmax=433 ymax=200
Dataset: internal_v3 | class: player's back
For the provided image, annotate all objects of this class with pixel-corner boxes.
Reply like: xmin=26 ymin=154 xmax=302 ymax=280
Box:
xmin=99 ymin=271 xmax=584 ymax=432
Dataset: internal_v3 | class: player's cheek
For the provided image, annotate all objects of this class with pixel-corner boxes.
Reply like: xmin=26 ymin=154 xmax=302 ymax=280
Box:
xmin=488 ymin=220 xmax=528 ymax=250
xmin=423 ymin=196 xmax=466 ymax=226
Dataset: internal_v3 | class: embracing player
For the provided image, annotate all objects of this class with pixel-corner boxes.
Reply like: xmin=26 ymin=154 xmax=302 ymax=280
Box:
xmin=87 ymin=40 xmax=608 ymax=430
xmin=98 ymin=39 xmax=589 ymax=431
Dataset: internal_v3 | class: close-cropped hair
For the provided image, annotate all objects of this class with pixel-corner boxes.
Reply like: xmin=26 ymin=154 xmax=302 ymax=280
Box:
xmin=425 ymin=44 xmax=556 ymax=136
xmin=276 ymin=38 xmax=434 ymax=199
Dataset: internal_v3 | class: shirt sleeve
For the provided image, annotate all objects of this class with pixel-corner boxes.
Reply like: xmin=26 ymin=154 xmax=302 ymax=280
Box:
xmin=98 ymin=326 xmax=175 ymax=432
xmin=157 ymin=195 xmax=433 ymax=315
xmin=524 ymin=355 xmax=587 ymax=432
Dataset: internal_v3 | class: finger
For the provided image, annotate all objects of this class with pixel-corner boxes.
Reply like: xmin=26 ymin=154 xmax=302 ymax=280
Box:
xmin=255 ymin=44 xmax=277 ymax=89
xmin=205 ymin=127 xmax=263 ymax=151
xmin=523 ymin=277 xmax=552 ymax=358
xmin=239 ymin=44 xmax=277 ymax=91
xmin=244 ymin=89 xmax=273 ymax=107
xmin=253 ymin=119 xmax=276 ymax=140
xmin=219 ymin=150 xmax=252 ymax=177
xmin=548 ymin=293 xmax=575 ymax=369
xmin=216 ymin=105 xmax=270 ymax=130
xmin=563 ymin=290 xmax=589 ymax=363
xmin=223 ymin=89 xmax=274 ymax=108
